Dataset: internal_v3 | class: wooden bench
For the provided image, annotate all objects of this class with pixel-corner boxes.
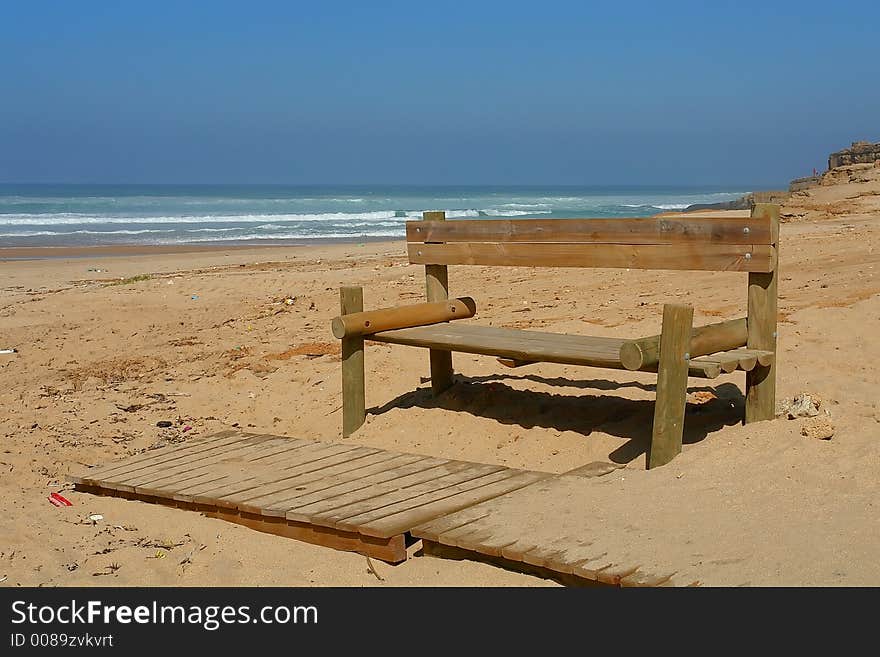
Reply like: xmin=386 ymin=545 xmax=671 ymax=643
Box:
xmin=332 ymin=204 xmax=780 ymax=469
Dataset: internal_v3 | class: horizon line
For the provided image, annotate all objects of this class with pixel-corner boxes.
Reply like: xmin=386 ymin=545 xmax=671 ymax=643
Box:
xmin=0 ymin=181 xmax=784 ymax=189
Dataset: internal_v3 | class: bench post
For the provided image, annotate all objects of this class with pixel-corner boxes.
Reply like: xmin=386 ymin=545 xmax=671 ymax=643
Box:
xmin=340 ymin=286 xmax=366 ymax=437
xmin=423 ymin=211 xmax=454 ymax=395
xmin=745 ymin=203 xmax=780 ymax=423
xmin=648 ymin=303 xmax=693 ymax=469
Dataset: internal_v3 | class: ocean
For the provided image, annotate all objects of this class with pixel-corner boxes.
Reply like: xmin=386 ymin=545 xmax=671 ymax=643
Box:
xmin=0 ymin=184 xmax=752 ymax=247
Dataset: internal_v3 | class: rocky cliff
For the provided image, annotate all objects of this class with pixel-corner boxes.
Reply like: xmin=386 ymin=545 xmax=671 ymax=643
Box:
xmin=828 ymin=141 xmax=880 ymax=169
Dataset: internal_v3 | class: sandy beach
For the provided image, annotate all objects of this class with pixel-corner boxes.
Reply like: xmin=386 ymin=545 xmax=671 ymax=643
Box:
xmin=2 ymin=164 xmax=879 ymax=586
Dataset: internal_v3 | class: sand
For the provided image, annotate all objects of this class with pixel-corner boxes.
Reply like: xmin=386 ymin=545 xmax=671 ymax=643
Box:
xmin=1 ymin=165 xmax=879 ymax=586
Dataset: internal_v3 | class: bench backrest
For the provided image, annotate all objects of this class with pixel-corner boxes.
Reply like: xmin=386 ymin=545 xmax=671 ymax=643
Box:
xmin=407 ymin=205 xmax=779 ymax=273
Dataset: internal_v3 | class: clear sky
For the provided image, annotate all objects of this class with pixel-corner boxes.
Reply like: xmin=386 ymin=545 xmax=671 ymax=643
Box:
xmin=1 ymin=1 xmax=877 ymax=186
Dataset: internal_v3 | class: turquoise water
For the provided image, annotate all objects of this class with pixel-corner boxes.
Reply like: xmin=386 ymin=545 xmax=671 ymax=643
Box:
xmin=0 ymin=184 xmax=751 ymax=247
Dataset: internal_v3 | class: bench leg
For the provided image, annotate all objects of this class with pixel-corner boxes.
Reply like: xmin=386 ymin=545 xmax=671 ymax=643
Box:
xmin=746 ymin=203 xmax=779 ymax=424
xmin=648 ymin=303 xmax=693 ymax=470
xmin=340 ymin=286 xmax=366 ymax=437
xmin=745 ymin=270 xmax=777 ymax=423
xmin=424 ymin=216 xmax=454 ymax=395
xmin=429 ymin=350 xmax=454 ymax=396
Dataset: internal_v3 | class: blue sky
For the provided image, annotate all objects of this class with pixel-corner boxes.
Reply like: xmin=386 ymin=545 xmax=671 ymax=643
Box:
xmin=1 ymin=1 xmax=877 ymax=185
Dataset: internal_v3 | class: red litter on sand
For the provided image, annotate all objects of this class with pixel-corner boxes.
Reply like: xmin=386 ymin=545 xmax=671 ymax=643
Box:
xmin=48 ymin=492 xmax=73 ymax=507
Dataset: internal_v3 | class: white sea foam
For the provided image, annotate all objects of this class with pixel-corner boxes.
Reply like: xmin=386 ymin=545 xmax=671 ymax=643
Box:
xmin=162 ymin=230 xmax=406 ymax=243
xmin=0 ymin=229 xmax=175 ymax=237
xmin=485 ymin=209 xmax=552 ymax=217
xmin=0 ymin=208 xmax=522 ymax=226
xmin=0 ymin=211 xmax=410 ymax=226
xmin=492 ymin=203 xmax=554 ymax=209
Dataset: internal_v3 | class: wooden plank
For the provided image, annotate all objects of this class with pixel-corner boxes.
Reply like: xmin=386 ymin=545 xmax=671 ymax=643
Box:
xmin=517 ymin=537 xmax=599 ymax=569
xmin=192 ymin=443 xmax=371 ymax=510
xmin=696 ymin=349 xmax=773 ymax=373
xmin=595 ymin=563 xmax=643 ymax=586
xmin=417 ymin=505 xmax=540 ymax=557
xmin=80 ymin=433 xmax=272 ymax=488
xmin=340 ymin=470 xmax=550 ymax=538
xmin=272 ymin=459 xmax=477 ymax=520
xmin=648 ymin=303 xmax=693 ymax=469
xmin=415 ymin=511 xmax=493 ymax=543
xmin=620 ymin=317 xmax=747 ymax=371
xmin=408 ymin=242 xmax=776 ymax=273
xmin=227 ymin=452 xmax=434 ymax=515
xmin=499 ymin=539 xmax=541 ymax=562
xmin=175 ymin=450 xmax=409 ymax=505
xmin=175 ymin=441 xmax=361 ymax=500
xmin=303 ymin=464 xmax=508 ymax=531
xmin=745 ymin=204 xmax=779 ymax=423
xmin=735 ymin=352 xmax=758 ymax=371
xmin=735 ymin=348 xmax=775 ymax=367
xmin=127 ymin=439 xmax=305 ymax=494
xmin=372 ymin=323 xmax=723 ymax=378
xmin=143 ymin=444 xmax=375 ymax=501
xmin=694 ymin=352 xmax=741 ymax=373
xmin=371 ymin=324 xmax=626 ymax=369
xmin=684 ymin=360 xmax=721 ymax=379
xmin=501 ymin=537 xmax=611 ymax=579
xmin=71 ymin=430 xmax=248 ymax=484
xmin=619 ymin=570 xmax=676 ymax=587
xmin=423 ymin=211 xmax=454 ymax=395
xmin=125 ymin=435 xmax=301 ymax=487
xmin=406 ymin=216 xmax=773 ymax=245
xmin=71 ymin=429 xmax=239 ymax=482
xmin=519 ymin=540 xmax=596 ymax=570
xmin=233 ymin=453 xmax=433 ymax=511
xmin=437 ymin=525 xmax=500 ymax=551
xmin=332 ymin=297 xmax=475 ymax=338
xmin=207 ymin=508 xmax=408 ymax=564
xmin=444 ymin=531 xmax=520 ymax=558
xmin=340 ymin=286 xmax=366 ymax=437
xmin=260 ymin=456 xmax=450 ymax=519
xmin=357 ymin=471 xmax=549 ymax=538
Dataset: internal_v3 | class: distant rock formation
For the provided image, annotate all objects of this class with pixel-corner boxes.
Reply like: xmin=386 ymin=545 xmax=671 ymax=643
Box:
xmin=789 ymin=176 xmax=822 ymax=192
xmin=683 ymin=190 xmax=789 ymax=213
xmin=684 ymin=141 xmax=879 ymax=213
xmin=683 ymin=196 xmax=751 ymax=212
xmin=828 ymin=141 xmax=880 ymax=169
xmin=788 ymin=140 xmax=880 ymax=193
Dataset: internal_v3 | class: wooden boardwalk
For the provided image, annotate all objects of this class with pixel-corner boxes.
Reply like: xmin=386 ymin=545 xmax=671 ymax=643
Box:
xmin=69 ymin=430 xmax=549 ymax=563
xmin=412 ymin=475 xmax=701 ymax=587
xmin=70 ymin=431 xmax=738 ymax=585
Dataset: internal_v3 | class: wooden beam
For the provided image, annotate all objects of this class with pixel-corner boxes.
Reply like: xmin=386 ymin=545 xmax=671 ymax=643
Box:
xmin=648 ymin=303 xmax=693 ymax=469
xmin=331 ymin=297 xmax=476 ymax=339
xmin=620 ymin=317 xmax=747 ymax=371
xmin=340 ymin=286 xmax=366 ymax=437
xmin=408 ymin=242 xmax=776 ymax=273
xmin=423 ymin=211 xmax=454 ymax=395
xmin=745 ymin=204 xmax=780 ymax=423
xmin=406 ymin=215 xmax=773 ymax=245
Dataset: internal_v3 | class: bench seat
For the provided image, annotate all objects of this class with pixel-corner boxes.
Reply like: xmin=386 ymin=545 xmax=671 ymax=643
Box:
xmin=369 ymin=323 xmax=771 ymax=380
